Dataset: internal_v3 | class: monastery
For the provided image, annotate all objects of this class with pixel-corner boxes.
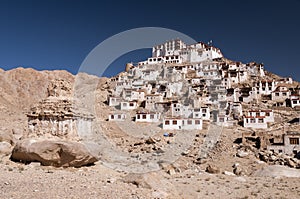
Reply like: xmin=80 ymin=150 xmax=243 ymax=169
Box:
xmin=107 ymin=39 xmax=300 ymax=155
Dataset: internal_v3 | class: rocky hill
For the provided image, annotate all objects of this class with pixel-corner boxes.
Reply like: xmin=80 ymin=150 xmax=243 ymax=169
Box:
xmin=0 ymin=67 xmax=74 ymax=133
xmin=0 ymin=39 xmax=300 ymax=197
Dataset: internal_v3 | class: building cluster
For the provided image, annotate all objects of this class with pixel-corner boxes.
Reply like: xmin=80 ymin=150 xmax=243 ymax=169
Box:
xmin=107 ymin=39 xmax=299 ymax=134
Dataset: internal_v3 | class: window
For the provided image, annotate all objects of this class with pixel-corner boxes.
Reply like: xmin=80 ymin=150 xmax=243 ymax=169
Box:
xmin=123 ymin=103 xmax=127 ymax=107
xmin=258 ymin=118 xmax=264 ymax=123
xmin=282 ymin=92 xmax=287 ymax=96
xmin=137 ymin=115 xmax=140 ymax=119
xmin=111 ymin=115 xmax=114 ymax=119
xmin=142 ymin=114 xmax=146 ymax=119
xmin=195 ymin=120 xmax=200 ymax=125
xmin=165 ymin=120 xmax=170 ymax=125
xmin=202 ymin=109 xmax=207 ymax=113
xmin=275 ymin=93 xmax=279 ymax=96
xmin=150 ymin=114 xmax=154 ymax=119
xmin=187 ymin=120 xmax=192 ymax=125
xmin=290 ymin=138 xmax=299 ymax=145
xmin=172 ymin=120 xmax=177 ymax=125
xmin=250 ymin=118 xmax=255 ymax=123
xmin=265 ymin=112 xmax=270 ymax=116
xmin=129 ymin=102 xmax=134 ymax=107
xmin=219 ymin=118 xmax=224 ymax=122
xmin=118 ymin=115 xmax=121 ymax=119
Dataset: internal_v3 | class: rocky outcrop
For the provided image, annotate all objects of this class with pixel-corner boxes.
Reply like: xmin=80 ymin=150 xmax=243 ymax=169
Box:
xmin=11 ymin=139 xmax=98 ymax=167
xmin=258 ymin=150 xmax=300 ymax=168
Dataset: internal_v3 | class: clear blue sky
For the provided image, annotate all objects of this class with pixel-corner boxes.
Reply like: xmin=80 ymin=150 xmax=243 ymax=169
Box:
xmin=0 ymin=0 xmax=299 ymax=80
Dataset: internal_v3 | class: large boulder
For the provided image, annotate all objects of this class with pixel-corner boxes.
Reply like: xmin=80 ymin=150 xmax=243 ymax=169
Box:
xmin=11 ymin=139 xmax=98 ymax=167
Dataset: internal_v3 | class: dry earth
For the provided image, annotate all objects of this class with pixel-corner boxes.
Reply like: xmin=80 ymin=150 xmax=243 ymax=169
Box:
xmin=0 ymin=68 xmax=300 ymax=198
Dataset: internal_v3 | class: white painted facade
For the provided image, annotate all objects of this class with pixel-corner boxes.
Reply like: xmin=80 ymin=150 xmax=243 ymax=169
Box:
xmin=120 ymin=101 xmax=138 ymax=110
xmin=108 ymin=113 xmax=126 ymax=121
xmin=243 ymin=116 xmax=268 ymax=129
xmin=246 ymin=110 xmax=274 ymax=123
xmin=271 ymin=86 xmax=290 ymax=101
xmin=122 ymin=89 xmax=145 ymax=102
xmin=141 ymin=39 xmax=223 ymax=66
xmin=256 ymin=80 xmax=276 ymax=95
xmin=145 ymin=94 xmax=164 ymax=110
xmin=163 ymin=117 xmax=202 ymax=130
xmin=192 ymin=107 xmax=210 ymax=120
xmin=291 ymin=96 xmax=300 ymax=108
xmin=135 ymin=112 xmax=161 ymax=123
xmin=108 ymin=96 xmax=122 ymax=106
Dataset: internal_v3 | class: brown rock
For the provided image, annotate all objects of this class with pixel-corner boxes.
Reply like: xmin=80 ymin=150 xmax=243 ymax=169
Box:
xmin=11 ymin=139 xmax=98 ymax=167
xmin=206 ymin=164 xmax=220 ymax=174
xmin=122 ymin=173 xmax=151 ymax=189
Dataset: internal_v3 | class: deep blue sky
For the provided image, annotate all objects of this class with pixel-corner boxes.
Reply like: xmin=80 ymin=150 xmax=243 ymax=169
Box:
xmin=0 ymin=0 xmax=299 ymax=80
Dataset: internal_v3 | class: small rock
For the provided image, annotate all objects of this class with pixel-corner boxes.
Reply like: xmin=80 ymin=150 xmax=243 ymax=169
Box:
xmin=206 ymin=165 xmax=220 ymax=174
xmin=233 ymin=166 xmax=244 ymax=176
xmin=181 ymin=150 xmax=190 ymax=156
xmin=270 ymin=155 xmax=277 ymax=161
xmin=167 ymin=168 xmax=176 ymax=175
xmin=145 ymin=137 xmax=155 ymax=145
xmin=237 ymin=150 xmax=249 ymax=158
xmin=286 ymin=159 xmax=296 ymax=168
xmin=223 ymin=171 xmax=235 ymax=176
xmin=232 ymin=163 xmax=240 ymax=169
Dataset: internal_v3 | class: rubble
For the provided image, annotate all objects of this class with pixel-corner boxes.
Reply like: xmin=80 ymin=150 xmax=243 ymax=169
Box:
xmin=258 ymin=150 xmax=300 ymax=168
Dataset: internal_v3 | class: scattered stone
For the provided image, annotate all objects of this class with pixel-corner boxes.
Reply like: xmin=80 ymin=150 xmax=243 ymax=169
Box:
xmin=167 ymin=168 xmax=176 ymax=175
xmin=270 ymin=155 xmax=277 ymax=161
xmin=286 ymin=159 xmax=296 ymax=168
xmin=236 ymin=150 xmax=249 ymax=158
xmin=223 ymin=171 xmax=235 ymax=176
xmin=181 ymin=150 xmax=190 ymax=156
xmin=0 ymin=141 xmax=12 ymax=155
xmin=233 ymin=166 xmax=244 ymax=176
xmin=122 ymin=173 xmax=151 ymax=189
xmin=206 ymin=165 xmax=220 ymax=174
xmin=145 ymin=137 xmax=155 ymax=145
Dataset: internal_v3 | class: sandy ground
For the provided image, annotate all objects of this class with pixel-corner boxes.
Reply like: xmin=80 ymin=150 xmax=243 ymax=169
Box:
xmin=1 ymin=156 xmax=300 ymax=199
